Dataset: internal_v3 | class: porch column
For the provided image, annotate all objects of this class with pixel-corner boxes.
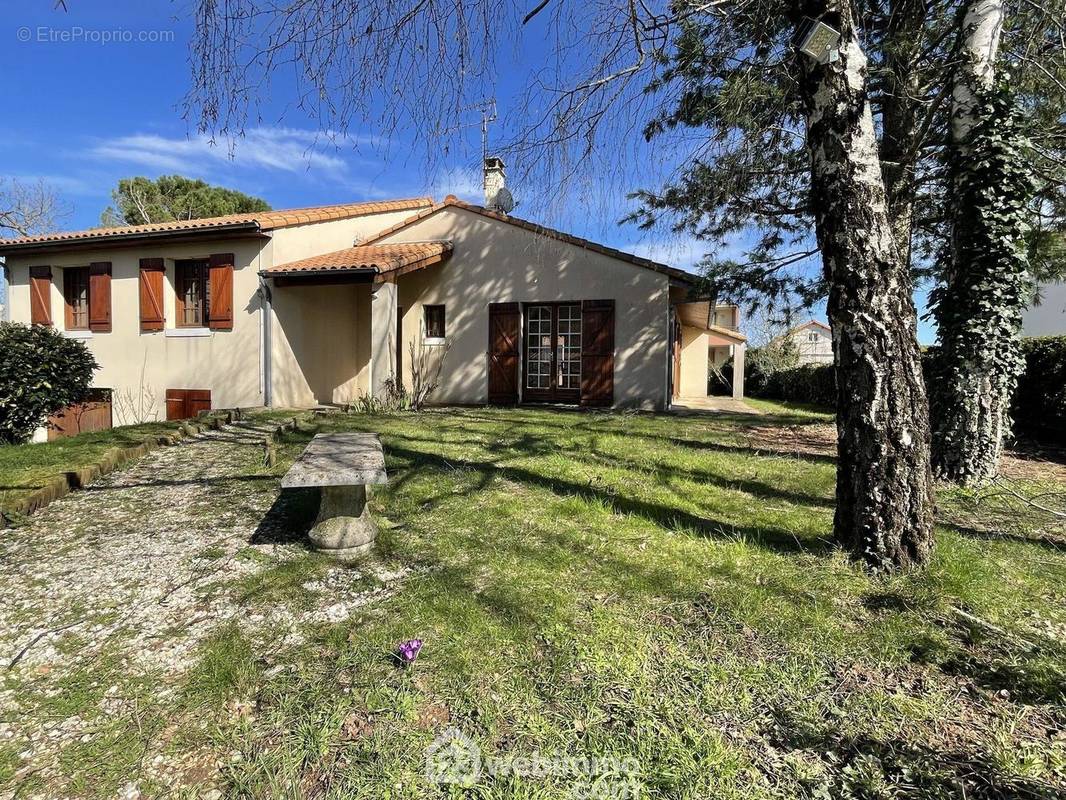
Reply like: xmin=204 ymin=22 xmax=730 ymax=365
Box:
xmin=732 ymin=342 xmax=746 ymax=400
xmin=370 ymin=280 xmax=398 ymax=398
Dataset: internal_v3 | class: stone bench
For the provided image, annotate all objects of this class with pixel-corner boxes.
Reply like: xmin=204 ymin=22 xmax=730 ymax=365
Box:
xmin=281 ymin=432 xmax=387 ymax=559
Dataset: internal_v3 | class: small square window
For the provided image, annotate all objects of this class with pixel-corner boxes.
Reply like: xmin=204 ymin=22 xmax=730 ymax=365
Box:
xmin=424 ymin=305 xmax=446 ymax=338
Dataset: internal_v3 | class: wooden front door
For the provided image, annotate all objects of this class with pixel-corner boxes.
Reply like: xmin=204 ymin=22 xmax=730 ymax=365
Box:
xmin=523 ymin=302 xmax=582 ymax=404
xmin=488 ymin=302 xmax=521 ymax=404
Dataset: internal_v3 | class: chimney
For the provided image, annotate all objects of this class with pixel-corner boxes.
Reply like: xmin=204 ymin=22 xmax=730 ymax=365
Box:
xmin=483 ymin=156 xmax=506 ymax=209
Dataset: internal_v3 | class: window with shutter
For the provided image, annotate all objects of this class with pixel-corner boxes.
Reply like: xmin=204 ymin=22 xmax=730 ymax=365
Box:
xmin=88 ymin=262 xmax=112 ymax=332
xmin=139 ymin=258 xmax=165 ymax=332
xmin=208 ymin=253 xmax=234 ymax=330
xmin=63 ymin=267 xmax=90 ymax=330
xmin=29 ymin=266 xmax=52 ymax=326
xmin=175 ymin=259 xmax=209 ymax=327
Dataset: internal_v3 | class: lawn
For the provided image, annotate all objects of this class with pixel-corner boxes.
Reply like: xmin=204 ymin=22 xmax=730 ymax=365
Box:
xmin=0 ymin=420 xmax=178 ymax=516
xmin=2 ymin=404 xmax=1064 ymax=798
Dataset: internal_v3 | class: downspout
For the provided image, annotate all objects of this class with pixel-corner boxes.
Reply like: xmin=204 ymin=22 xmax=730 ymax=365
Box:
xmin=258 ymin=275 xmax=273 ymax=407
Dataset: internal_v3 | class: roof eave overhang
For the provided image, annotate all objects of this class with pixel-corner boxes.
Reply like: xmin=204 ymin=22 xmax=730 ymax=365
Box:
xmin=0 ymin=222 xmax=266 ymax=257
xmin=261 ymin=267 xmax=378 ymax=279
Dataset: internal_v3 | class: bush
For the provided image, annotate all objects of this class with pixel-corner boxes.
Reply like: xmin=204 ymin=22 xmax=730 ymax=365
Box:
xmin=719 ymin=340 xmax=799 ymax=397
xmin=1013 ymin=336 xmax=1066 ymax=444
xmin=747 ymin=336 xmax=1066 ymax=446
xmin=762 ymin=363 xmax=837 ymax=407
xmin=0 ymin=323 xmax=99 ymax=444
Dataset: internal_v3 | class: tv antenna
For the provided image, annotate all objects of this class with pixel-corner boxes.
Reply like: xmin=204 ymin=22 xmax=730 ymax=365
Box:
xmin=434 ymin=99 xmax=497 ymax=158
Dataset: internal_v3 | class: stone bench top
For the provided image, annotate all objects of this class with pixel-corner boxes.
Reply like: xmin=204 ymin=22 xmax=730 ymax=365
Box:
xmin=281 ymin=432 xmax=388 ymax=489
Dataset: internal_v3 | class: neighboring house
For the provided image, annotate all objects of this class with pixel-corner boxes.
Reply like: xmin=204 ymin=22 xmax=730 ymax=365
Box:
xmin=780 ymin=320 xmax=834 ymax=364
xmin=1022 ymin=281 xmax=1066 ymax=336
xmin=0 ymin=160 xmax=745 ymax=421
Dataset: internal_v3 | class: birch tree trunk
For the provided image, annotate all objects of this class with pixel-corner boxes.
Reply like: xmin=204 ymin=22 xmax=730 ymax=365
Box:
xmin=792 ymin=0 xmax=935 ymax=569
xmin=930 ymin=0 xmax=1029 ymax=485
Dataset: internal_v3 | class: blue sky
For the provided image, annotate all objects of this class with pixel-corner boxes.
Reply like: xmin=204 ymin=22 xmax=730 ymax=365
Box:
xmin=0 ymin=1 xmax=935 ymax=342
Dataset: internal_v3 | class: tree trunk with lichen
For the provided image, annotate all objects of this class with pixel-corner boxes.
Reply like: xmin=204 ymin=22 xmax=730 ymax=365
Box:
xmin=792 ymin=0 xmax=935 ymax=569
xmin=929 ymin=0 xmax=1030 ymax=486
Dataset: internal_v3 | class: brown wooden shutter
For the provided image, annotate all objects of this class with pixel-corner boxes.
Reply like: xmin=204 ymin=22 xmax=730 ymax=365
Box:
xmin=487 ymin=302 xmax=520 ymax=405
xmin=139 ymin=258 xmax=165 ymax=332
xmin=29 ymin=266 xmax=52 ymax=325
xmin=208 ymin=253 xmax=234 ymax=330
xmin=165 ymin=388 xmax=212 ymax=420
xmin=88 ymin=262 xmax=112 ymax=332
xmin=580 ymin=299 xmax=615 ymax=407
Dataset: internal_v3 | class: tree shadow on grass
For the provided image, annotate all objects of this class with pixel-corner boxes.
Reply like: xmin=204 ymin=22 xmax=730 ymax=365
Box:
xmin=767 ymin=712 xmax=1059 ymax=800
xmin=939 ymin=520 xmax=1066 ymax=555
xmin=381 ymin=440 xmax=835 ymax=557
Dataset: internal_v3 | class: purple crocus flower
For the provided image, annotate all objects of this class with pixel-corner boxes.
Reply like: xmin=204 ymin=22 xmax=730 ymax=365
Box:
xmin=396 ymin=638 xmax=423 ymax=665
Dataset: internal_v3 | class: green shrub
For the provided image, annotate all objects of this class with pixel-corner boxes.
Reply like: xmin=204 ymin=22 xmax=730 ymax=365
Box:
xmin=747 ymin=336 xmax=1066 ymax=446
xmin=0 ymin=323 xmax=99 ymax=445
xmin=763 ymin=363 xmax=837 ymax=407
xmin=1013 ymin=336 xmax=1066 ymax=443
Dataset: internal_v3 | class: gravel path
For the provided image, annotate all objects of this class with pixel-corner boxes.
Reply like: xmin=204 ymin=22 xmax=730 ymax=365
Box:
xmin=0 ymin=421 xmax=406 ymax=797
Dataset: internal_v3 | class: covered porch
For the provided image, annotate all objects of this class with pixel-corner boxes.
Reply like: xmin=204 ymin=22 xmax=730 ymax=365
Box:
xmin=672 ymin=300 xmax=747 ymax=403
xmin=261 ymin=242 xmax=452 ymax=407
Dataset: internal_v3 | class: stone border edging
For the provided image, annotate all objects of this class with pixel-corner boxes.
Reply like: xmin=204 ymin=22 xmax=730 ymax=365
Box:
xmin=261 ymin=415 xmax=315 ymax=467
xmin=0 ymin=409 xmax=247 ymax=529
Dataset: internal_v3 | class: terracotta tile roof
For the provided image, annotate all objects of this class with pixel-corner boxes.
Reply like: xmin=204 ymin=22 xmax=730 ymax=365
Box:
xmin=0 ymin=198 xmax=434 ymax=252
xmin=364 ymin=196 xmax=698 ymax=284
xmin=266 ymin=241 xmax=452 ymax=275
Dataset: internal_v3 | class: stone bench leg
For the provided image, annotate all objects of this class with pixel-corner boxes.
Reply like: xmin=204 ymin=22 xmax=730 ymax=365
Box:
xmin=308 ymin=484 xmax=377 ymax=560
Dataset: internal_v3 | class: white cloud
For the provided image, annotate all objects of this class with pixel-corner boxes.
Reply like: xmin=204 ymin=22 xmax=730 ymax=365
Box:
xmin=89 ymin=127 xmax=357 ymax=177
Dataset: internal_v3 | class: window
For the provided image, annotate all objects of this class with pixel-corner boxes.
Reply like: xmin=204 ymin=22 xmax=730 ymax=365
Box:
xmin=175 ymin=259 xmax=210 ymax=328
xmin=807 ymin=331 xmax=819 ymax=342
xmin=63 ymin=267 xmax=90 ymax=330
xmin=424 ymin=304 xmax=446 ymax=339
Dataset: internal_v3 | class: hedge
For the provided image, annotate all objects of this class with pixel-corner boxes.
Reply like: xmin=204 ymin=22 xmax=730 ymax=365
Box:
xmin=742 ymin=336 xmax=1066 ymax=444
xmin=1013 ymin=337 xmax=1066 ymax=443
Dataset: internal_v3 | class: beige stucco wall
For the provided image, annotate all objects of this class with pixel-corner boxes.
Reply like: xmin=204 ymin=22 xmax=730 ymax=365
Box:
xmin=6 ymin=237 xmax=267 ymax=422
xmin=270 ymin=282 xmax=372 ymax=407
xmin=378 ymin=206 xmax=672 ymax=408
xmin=268 ymin=209 xmax=423 ymax=265
xmin=678 ymin=326 xmax=709 ymax=398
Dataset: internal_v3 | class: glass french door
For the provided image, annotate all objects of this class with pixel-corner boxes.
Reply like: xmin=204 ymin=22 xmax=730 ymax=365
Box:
xmin=523 ymin=303 xmax=581 ymax=403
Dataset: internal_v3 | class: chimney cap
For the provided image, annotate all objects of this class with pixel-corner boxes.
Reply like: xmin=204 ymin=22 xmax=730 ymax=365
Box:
xmin=484 ymin=155 xmax=505 ymax=169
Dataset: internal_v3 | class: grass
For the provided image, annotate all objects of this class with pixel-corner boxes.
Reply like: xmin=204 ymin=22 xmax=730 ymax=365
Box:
xmin=3 ymin=403 xmax=1064 ymax=798
xmin=0 ymin=420 xmax=178 ymax=513
xmin=205 ymin=405 xmax=1064 ymax=798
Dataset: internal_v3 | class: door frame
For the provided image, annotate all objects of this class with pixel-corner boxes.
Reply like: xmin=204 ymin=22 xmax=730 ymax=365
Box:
xmin=521 ymin=301 xmax=582 ymax=405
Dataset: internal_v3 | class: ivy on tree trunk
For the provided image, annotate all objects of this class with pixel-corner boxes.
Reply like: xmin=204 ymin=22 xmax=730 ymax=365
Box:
xmin=930 ymin=0 xmax=1033 ymax=485
xmin=793 ymin=0 xmax=935 ymax=569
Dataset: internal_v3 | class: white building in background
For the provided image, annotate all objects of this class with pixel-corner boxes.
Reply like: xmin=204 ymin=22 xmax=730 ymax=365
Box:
xmin=780 ymin=320 xmax=834 ymax=364
xmin=1022 ymin=281 xmax=1066 ymax=336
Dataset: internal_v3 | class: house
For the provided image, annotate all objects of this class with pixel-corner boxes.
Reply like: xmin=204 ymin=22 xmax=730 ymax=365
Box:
xmin=780 ymin=320 xmax=833 ymax=364
xmin=0 ymin=160 xmax=745 ymax=422
xmin=1022 ymin=281 xmax=1066 ymax=336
